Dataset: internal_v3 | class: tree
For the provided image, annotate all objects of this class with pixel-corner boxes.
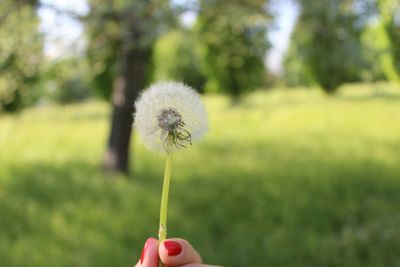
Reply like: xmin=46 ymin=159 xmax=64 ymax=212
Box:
xmin=43 ymin=58 xmax=91 ymax=104
xmin=360 ymin=23 xmax=388 ymax=82
xmin=152 ymin=30 xmax=206 ymax=90
xmin=289 ymin=0 xmax=374 ymax=93
xmin=196 ymin=0 xmax=271 ymax=100
xmin=85 ymin=0 xmax=176 ymax=173
xmin=0 ymin=0 xmax=42 ymax=112
xmin=377 ymin=0 xmax=400 ymax=81
xmin=283 ymin=19 xmax=314 ymax=87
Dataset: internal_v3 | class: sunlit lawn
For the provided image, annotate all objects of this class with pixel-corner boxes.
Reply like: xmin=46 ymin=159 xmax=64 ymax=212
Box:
xmin=1 ymin=83 xmax=400 ymax=267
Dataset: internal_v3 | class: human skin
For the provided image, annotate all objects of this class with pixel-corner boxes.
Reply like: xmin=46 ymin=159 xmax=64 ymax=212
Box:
xmin=134 ymin=238 xmax=219 ymax=267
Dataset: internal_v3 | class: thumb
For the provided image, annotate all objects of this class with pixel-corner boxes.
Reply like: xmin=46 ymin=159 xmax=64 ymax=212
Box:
xmin=159 ymin=238 xmax=202 ymax=266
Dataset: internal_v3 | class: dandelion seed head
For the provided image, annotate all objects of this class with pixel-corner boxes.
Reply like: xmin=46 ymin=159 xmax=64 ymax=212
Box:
xmin=157 ymin=107 xmax=183 ymax=133
xmin=134 ymin=81 xmax=208 ymax=153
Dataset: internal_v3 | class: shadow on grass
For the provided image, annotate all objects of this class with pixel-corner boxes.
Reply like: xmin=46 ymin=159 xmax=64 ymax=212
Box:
xmin=0 ymin=160 xmax=159 ymax=267
xmin=172 ymin=156 xmax=400 ymax=267
xmin=1 ymin=152 xmax=400 ymax=267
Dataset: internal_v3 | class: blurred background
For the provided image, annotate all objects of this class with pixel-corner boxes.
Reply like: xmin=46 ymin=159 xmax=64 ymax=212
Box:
xmin=0 ymin=0 xmax=399 ymax=266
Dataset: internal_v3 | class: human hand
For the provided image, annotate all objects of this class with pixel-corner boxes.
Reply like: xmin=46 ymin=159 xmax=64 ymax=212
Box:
xmin=134 ymin=237 xmax=220 ymax=267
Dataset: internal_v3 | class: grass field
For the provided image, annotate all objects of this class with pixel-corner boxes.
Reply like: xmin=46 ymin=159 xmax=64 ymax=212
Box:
xmin=1 ymin=83 xmax=400 ymax=267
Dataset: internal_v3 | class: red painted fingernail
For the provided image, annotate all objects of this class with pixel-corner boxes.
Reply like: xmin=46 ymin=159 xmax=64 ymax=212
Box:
xmin=140 ymin=238 xmax=151 ymax=264
xmin=164 ymin=241 xmax=182 ymax=256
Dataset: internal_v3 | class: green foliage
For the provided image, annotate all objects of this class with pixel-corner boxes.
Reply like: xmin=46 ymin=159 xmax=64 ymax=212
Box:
xmin=0 ymin=0 xmax=42 ymax=112
xmin=360 ymin=23 xmax=390 ymax=82
xmin=1 ymin=83 xmax=400 ymax=267
xmin=85 ymin=7 xmax=120 ymax=100
xmin=196 ymin=0 xmax=270 ymax=99
xmin=283 ymin=27 xmax=314 ymax=87
xmin=152 ymin=30 xmax=206 ymax=91
xmin=377 ymin=0 xmax=400 ymax=81
xmin=43 ymin=59 xmax=91 ymax=104
xmin=289 ymin=0 xmax=374 ymax=93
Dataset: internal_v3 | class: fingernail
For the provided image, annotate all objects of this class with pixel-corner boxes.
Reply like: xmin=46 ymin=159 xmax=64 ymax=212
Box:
xmin=140 ymin=238 xmax=151 ymax=264
xmin=164 ymin=240 xmax=182 ymax=256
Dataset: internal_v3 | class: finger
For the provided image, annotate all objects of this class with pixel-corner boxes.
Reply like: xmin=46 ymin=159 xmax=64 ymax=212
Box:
xmin=135 ymin=237 xmax=159 ymax=267
xmin=159 ymin=238 xmax=202 ymax=266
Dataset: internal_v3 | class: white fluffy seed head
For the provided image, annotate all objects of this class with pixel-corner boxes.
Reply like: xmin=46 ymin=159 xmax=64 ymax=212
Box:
xmin=134 ymin=81 xmax=208 ymax=153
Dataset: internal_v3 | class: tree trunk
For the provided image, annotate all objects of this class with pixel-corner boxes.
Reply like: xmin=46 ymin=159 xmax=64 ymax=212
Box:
xmin=103 ymin=48 xmax=151 ymax=173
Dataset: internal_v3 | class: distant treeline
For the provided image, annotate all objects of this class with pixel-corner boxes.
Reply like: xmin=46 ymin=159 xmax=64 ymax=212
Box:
xmin=0 ymin=0 xmax=399 ymax=112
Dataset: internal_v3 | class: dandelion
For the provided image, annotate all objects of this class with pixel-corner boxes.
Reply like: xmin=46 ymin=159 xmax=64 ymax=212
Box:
xmin=134 ymin=81 xmax=207 ymax=154
xmin=133 ymin=81 xmax=208 ymax=244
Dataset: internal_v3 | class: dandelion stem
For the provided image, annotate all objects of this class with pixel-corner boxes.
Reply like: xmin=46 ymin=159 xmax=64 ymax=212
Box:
xmin=158 ymin=152 xmax=173 ymax=242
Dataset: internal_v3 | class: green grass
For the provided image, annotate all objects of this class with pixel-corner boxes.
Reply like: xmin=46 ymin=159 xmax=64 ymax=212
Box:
xmin=1 ymin=83 xmax=400 ymax=267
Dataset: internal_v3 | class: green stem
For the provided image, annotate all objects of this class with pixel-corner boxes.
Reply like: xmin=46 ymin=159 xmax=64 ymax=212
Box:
xmin=158 ymin=153 xmax=172 ymax=242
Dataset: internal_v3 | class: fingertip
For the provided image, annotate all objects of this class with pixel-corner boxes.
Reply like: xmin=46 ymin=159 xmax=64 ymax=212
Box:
xmin=139 ymin=237 xmax=159 ymax=267
xmin=159 ymin=238 xmax=202 ymax=266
